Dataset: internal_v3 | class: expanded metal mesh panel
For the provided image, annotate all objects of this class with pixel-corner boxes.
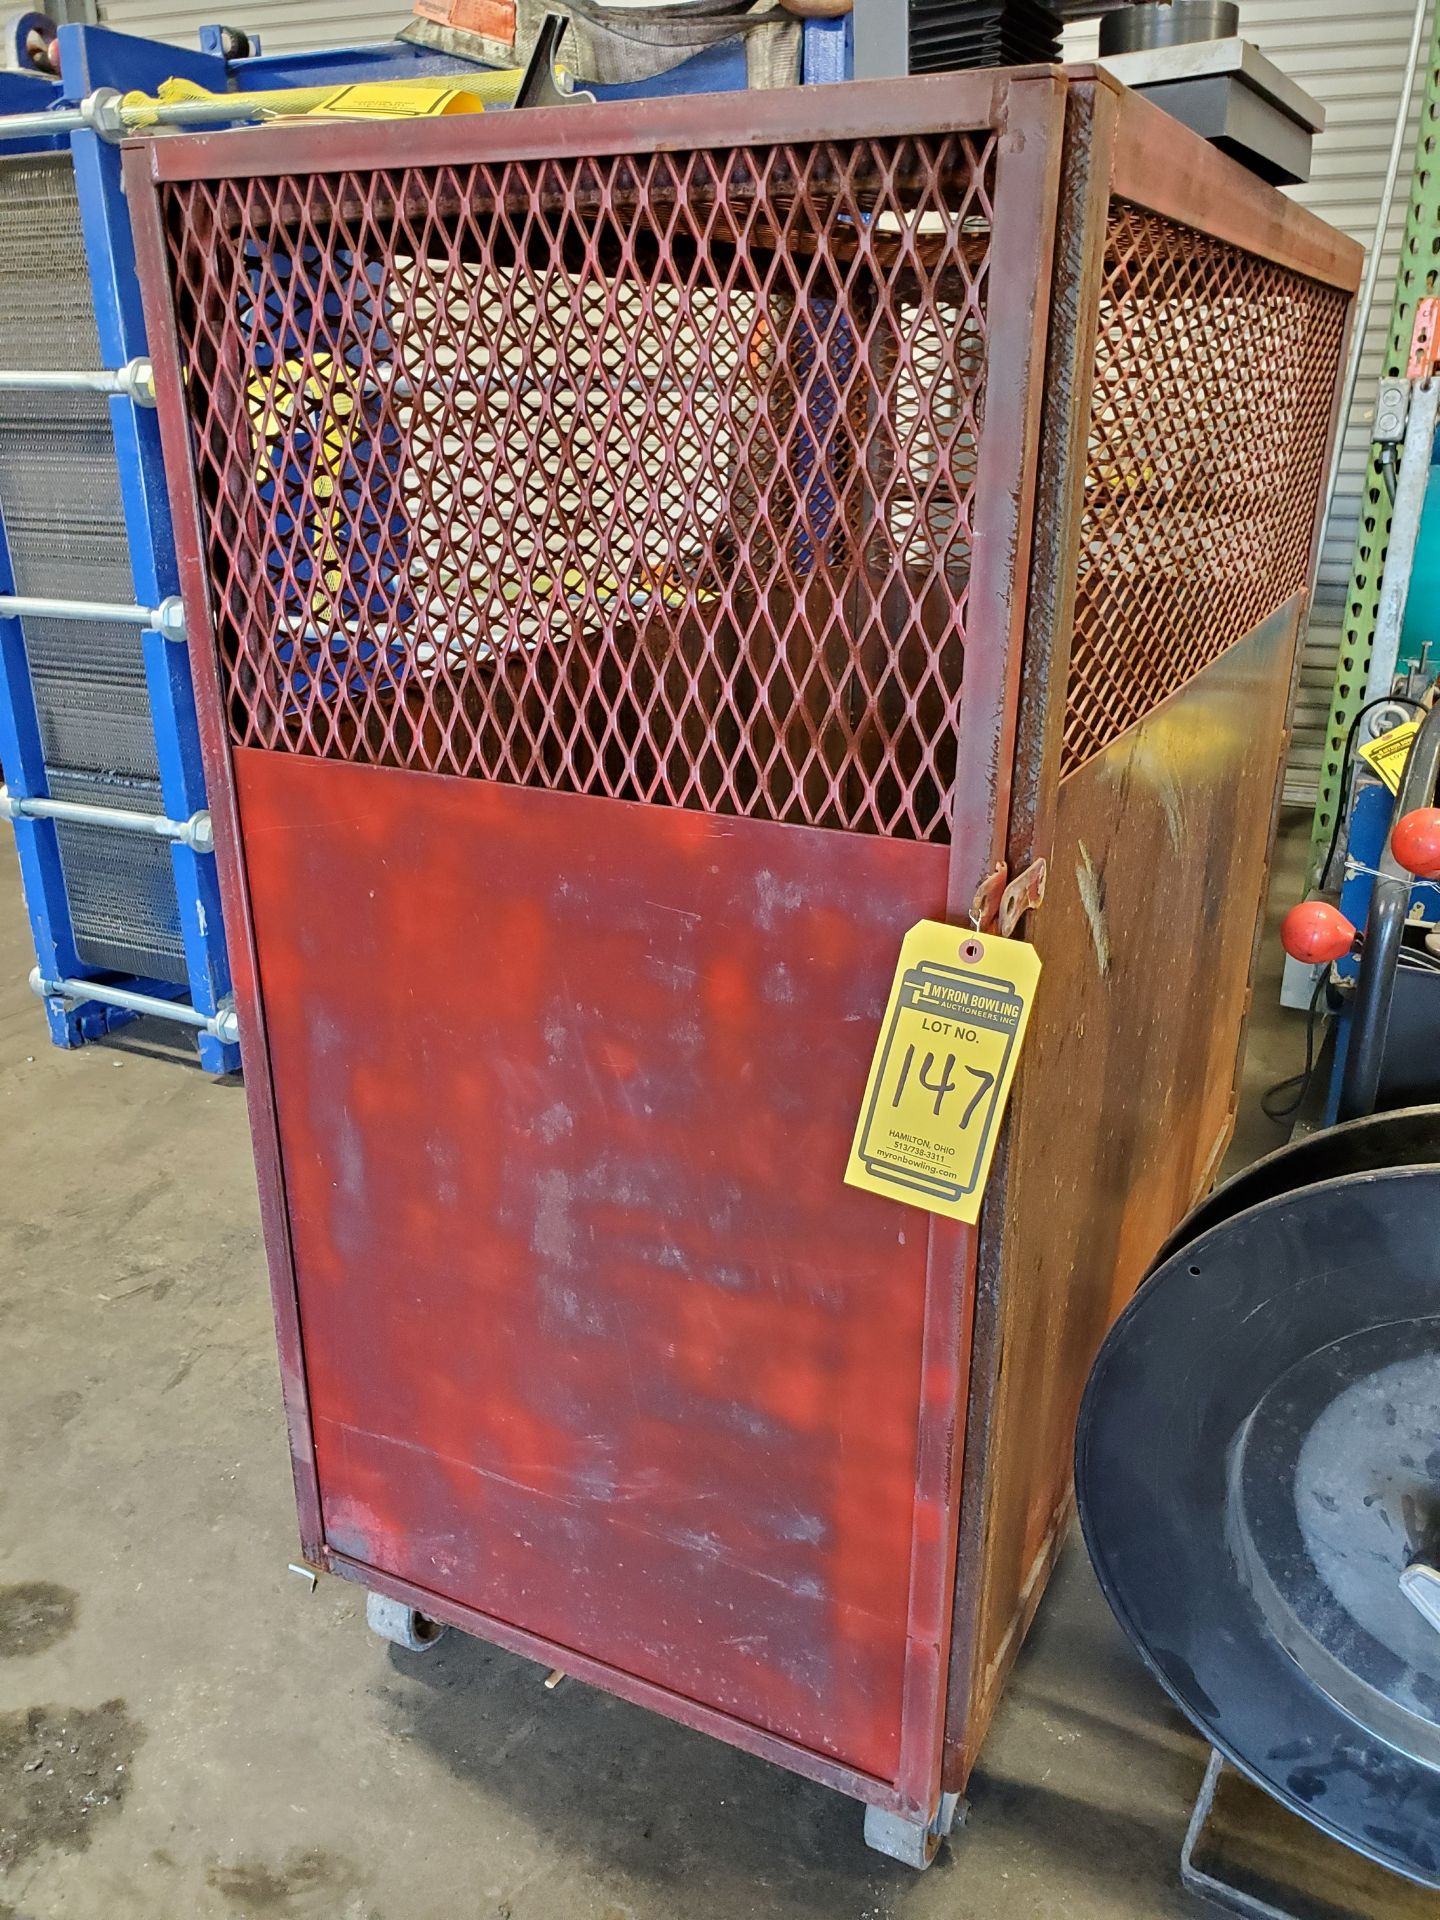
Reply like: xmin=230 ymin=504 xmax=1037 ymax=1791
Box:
xmin=163 ymin=137 xmax=996 ymax=843
xmin=1063 ymin=200 xmax=1349 ymax=777
xmin=0 ymin=156 xmax=185 ymax=980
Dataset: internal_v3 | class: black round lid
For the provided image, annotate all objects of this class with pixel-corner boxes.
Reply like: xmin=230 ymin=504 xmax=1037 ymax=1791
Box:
xmin=1077 ymin=1165 xmax=1440 ymax=1887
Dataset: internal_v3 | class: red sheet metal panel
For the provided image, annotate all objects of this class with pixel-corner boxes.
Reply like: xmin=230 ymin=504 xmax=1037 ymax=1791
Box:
xmin=238 ymin=748 xmax=950 ymax=1781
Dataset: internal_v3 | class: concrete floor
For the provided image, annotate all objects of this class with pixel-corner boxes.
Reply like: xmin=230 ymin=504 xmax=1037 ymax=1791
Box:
xmin=0 ymin=814 xmax=1315 ymax=1920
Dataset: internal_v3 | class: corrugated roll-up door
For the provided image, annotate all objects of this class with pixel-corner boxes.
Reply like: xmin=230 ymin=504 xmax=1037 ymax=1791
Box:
xmin=1068 ymin=0 xmax=1433 ymax=802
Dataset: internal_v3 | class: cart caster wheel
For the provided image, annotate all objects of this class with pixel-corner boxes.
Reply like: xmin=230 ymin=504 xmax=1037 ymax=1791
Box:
xmin=365 ymin=1590 xmax=446 ymax=1652
xmin=863 ymin=1792 xmax=965 ymax=1868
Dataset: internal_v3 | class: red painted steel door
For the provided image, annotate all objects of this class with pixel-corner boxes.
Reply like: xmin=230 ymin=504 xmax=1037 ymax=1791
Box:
xmin=240 ymin=752 xmax=949 ymax=1781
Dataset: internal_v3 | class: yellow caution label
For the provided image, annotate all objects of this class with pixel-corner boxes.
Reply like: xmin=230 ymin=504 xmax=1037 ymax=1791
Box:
xmin=845 ymin=922 xmax=1040 ymax=1223
xmin=1358 ymin=719 xmax=1420 ymax=796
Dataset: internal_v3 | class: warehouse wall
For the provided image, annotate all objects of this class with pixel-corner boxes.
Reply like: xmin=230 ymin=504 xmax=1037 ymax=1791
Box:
xmin=102 ymin=0 xmax=1430 ymax=799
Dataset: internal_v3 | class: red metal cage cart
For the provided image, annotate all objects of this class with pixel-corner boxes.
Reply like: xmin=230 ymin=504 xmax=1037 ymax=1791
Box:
xmin=127 ymin=66 xmax=1358 ymax=1863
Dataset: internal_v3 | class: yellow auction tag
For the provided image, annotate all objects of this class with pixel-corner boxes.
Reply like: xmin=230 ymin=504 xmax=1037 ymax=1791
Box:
xmin=130 ymin=75 xmax=495 ymax=128
xmin=845 ymin=923 xmax=1040 ymax=1224
xmin=1359 ymin=719 xmax=1420 ymax=796
xmin=301 ymin=80 xmax=489 ymax=119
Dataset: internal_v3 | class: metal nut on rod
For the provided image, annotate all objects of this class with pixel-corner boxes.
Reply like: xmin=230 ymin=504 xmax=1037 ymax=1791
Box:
xmin=153 ymin=597 xmax=187 ymax=641
xmin=116 ymin=357 xmax=157 ymax=408
xmin=179 ymin=811 xmax=214 ymax=854
xmin=0 ymin=360 xmax=156 ymax=402
xmin=78 ymin=86 xmax=127 ymax=142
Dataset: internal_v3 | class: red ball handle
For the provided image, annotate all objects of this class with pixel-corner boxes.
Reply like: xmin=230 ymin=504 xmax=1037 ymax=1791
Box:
xmin=1281 ymin=900 xmax=1357 ymax=965
xmin=1391 ymin=807 xmax=1440 ymax=882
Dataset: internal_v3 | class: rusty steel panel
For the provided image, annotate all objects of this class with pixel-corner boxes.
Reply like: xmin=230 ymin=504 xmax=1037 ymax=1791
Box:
xmin=937 ymin=75 xmax=1359 ymax=1793
xmin=239 ymin=750 xmax=949 ymax=1782
xmin=957 ymin=602 xmax=1301 ymax=1769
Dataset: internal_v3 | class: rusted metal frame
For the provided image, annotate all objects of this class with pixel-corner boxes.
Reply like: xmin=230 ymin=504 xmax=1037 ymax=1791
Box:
xmin=136 ymin=68 xmax=1028 ymax=186
xmin=328 ymin=1551 xmax=920 ymax=1813
xmin=954 ymin=1498 xmax=1072 ymax=1776
xmin=944 ymin=69 xmax=1066 ymax=902
xmin=994 ymin=74 xmax=1117 ymax=899
xmin=1103 ymin=75 xmax=1363 ymax=293
xmin=128 ymin=78 xmax=1081 ymax=1823
xmin=891 ymin=69 xmax=1068 ymax=1826
xmin=938 ymin=73 xmax=1120 ymax=1793
xmin=124 ymin=144 xmax=326 ymax=1558
xmin=126 ymin=90 xmax=1035 ymax=1816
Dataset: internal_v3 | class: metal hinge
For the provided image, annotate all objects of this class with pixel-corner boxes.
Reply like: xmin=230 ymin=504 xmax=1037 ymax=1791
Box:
xmin=969 ymin=862 xmax=1008 ymax=932
xmin=969 ymin=857 xmax=1047 ymax=936
xmin=999 ymin=858 xmax=1047 ymax=936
